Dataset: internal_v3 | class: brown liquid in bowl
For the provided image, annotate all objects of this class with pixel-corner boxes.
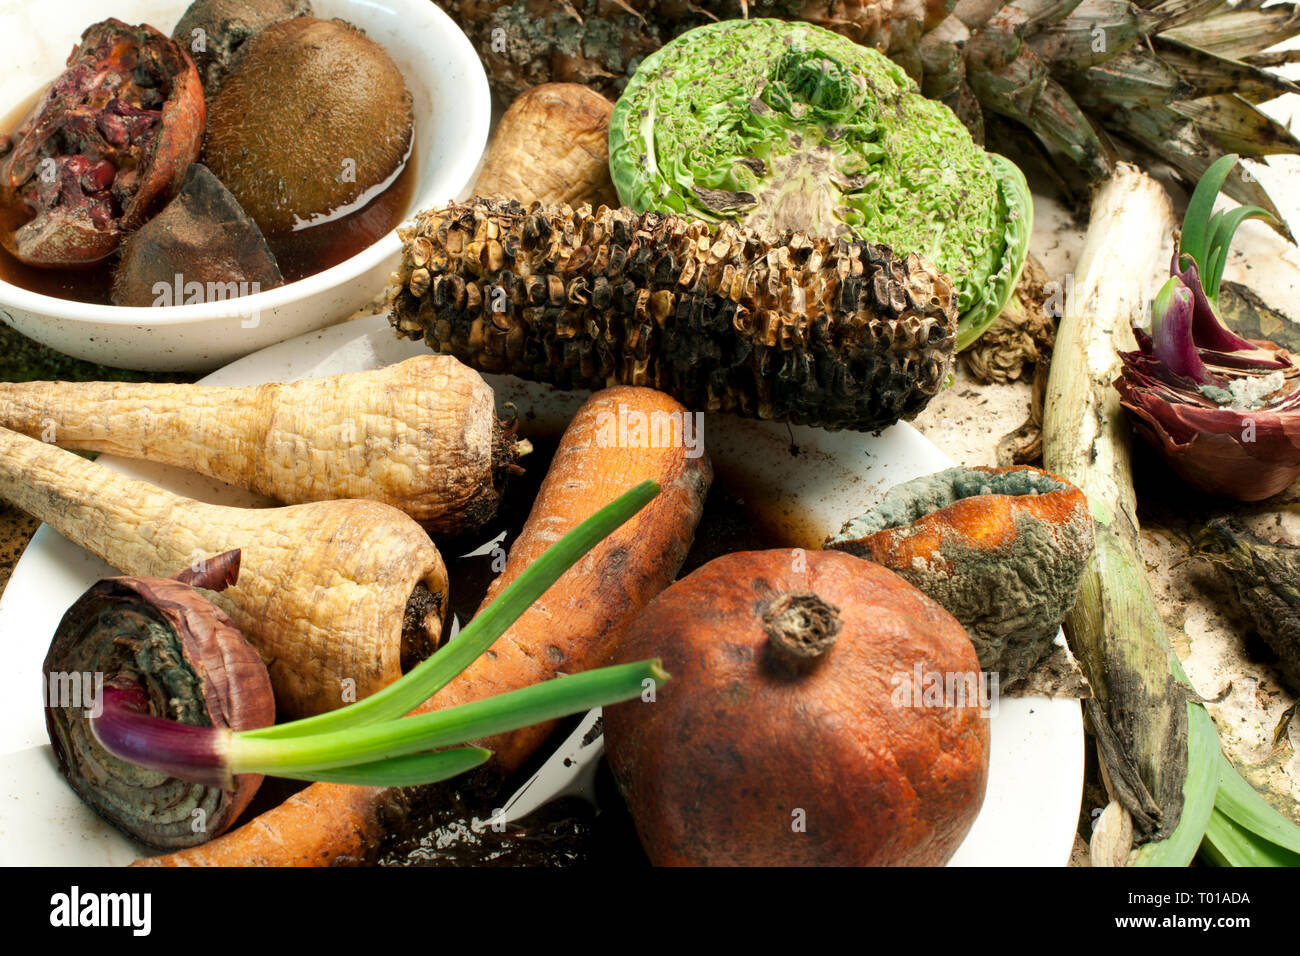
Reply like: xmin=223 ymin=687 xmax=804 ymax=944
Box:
xmin=0 ymin=86 xmax=417 ymax=305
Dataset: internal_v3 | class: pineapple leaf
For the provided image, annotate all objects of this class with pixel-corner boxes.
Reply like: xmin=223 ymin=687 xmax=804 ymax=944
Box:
xmin=1163 ymin=4 xmax=1300 ymax=60
xmin=1169 ymin=95 xmax=1300 ymax=159
xmin=1144 ymin=0 xmax=1228 ymax=33
xmin=1151 ymin=37 xmax=1300 ymax=103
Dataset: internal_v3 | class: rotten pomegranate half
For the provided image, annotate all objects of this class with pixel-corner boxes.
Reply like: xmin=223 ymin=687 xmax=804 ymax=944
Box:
xmin=603 ymin=549 xmax=990 ymax=866
xmin=0 ymin=18 xmax=204 ymax=267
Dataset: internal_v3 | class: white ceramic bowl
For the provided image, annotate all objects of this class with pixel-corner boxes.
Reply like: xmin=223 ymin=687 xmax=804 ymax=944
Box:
xmin=0 ymin=0 xmax=489 ymax=371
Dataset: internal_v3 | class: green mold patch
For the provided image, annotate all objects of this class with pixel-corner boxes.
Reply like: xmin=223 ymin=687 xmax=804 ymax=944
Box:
xmin=828 ymin=466 xmax=1069 ymax=544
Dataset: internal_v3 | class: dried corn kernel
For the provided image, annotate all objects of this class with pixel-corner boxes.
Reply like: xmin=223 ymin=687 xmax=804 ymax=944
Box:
xmin=388 ymin=198 xmax=958 ymax=432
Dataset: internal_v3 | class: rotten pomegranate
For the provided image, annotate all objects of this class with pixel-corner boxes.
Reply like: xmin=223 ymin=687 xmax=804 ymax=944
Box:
xmin=0 ymin=19 xmax=205 ymax=267
xmin=603 ymin=549 xmax=990 ymax=866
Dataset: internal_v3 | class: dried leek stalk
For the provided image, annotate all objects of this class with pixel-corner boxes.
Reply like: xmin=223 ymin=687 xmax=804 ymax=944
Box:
xmin=388 ymin=198 xmax=957 ymax=432
xmin=1043 ymin=164 xmax=1213 ymax=864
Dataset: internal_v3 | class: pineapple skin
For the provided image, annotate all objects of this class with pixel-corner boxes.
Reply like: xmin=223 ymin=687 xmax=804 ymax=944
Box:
xmin=447 ymin=0 xmax=923 ymax=104
xmin=450 ymin=0 xmax=1300 ymax=231
xmin=388 ymin=199 xmax=958 ymax=432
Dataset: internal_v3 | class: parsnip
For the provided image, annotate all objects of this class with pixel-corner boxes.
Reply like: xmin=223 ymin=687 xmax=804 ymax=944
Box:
xmin=472 ymin=83 xmax=618 ymax=209
xmin=0 ymin=426 xmax=448 ymax=718
xmin=0 ymin=356 xmax=527 ymax=533
xmin=140 ymin=387 xmax=712 ymax=866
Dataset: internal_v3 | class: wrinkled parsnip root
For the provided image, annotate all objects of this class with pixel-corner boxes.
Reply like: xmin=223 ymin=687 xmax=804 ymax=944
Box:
xmin=0 ymin=426 xmax=448 ymax=718
xmin=0 ymin=356 xmax=527 ymax=533
xmin=473 ymin=83 xmax=618 ymax=209
xmin=139 ymin=386 xmax=712 ymax=866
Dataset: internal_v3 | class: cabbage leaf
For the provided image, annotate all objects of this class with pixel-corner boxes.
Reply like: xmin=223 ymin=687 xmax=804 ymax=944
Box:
xmin=609 ymin=19 xmax=1031 ymax=348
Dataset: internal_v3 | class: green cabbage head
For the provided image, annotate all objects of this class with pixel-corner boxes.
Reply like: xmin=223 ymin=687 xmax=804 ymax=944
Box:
xmin=608 ymin=18 xmax=1032 ymax=350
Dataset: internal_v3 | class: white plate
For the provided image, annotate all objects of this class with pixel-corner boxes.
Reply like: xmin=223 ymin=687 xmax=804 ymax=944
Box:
xmin=0 ymin=313 xmax=1084 ymax=866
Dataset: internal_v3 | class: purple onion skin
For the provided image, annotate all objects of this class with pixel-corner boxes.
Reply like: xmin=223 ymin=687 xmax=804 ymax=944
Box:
xmin=1172 ymin=252 xmax=1257 ymax=354
xmin=1113 ymin=255 xmax=1300 ymax=502
xmin=1116 ymin=362 xmax=1300 ymax=501
xmin=92 ymin=683 xmax=231 ymax=789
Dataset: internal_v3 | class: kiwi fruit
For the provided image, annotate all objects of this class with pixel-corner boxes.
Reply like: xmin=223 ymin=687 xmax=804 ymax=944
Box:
xmin=203 ymin=17 xmax=414 ymax=236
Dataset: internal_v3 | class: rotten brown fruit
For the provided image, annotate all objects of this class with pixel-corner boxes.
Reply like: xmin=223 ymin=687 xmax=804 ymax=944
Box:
xmin=0 ymin=19 xmax=205 ymax=268
xmin=603 ymin=548 xmax=989 ymax=866
xmin=203 ymin=17 xmax=413 ymax=237
xmin=172 ymin=0 xmax=313 ymax=96
xmin=826 ymin=465 xmax=1094 ymax=685
xmin=111 ymin=163 xmax=282 ymax=306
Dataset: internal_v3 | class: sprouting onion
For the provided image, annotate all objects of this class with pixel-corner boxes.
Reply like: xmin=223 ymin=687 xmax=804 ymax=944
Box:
xmin=93 ymin=660 xmax=666 ymax=789
xmin=90 ymin=481 xmax=668 ymax=791
xmin=1116 ymin=153 xmax=1300 ymax=502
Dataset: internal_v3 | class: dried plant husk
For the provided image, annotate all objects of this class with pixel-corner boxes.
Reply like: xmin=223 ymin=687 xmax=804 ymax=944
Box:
xmin=962 ymin=253 xmax=1055 ymax=385
xmin=0 ymin=19 xmax=204 ymax=267
xmin=826 ymin=465 xmax=1094 ymax=685
xmin=388 ymin=198 xmax=957 ymax=432
xmin=1042 ymin=164 xmax=1201 ymax=851
xmin=43 ymin=551 xmax=274 ymax=849
xmin=473 ymin=83 xmax=618 ymax=209
xmin=1194 ymin=518 xmax=1300 ymax=693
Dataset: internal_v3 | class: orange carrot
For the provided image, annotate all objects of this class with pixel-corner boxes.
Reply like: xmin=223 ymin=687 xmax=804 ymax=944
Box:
xmin=136 ymin=386 xmax=711 ymax=866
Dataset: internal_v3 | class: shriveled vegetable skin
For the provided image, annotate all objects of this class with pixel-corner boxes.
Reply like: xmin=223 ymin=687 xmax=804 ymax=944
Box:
xmin=0 ymin=426 xmax=447 ymax=719
xmin=473 ymin=83 xmax=618 ymax=209
xmin=0 ymin=356 xmax=521 ymax=533
xmin=44 ymin=554 xmax=274 ymax=849
xmin=389 ymin=199 xmax=957 ymax=432
xmin=604 ymin=549 xmax=989 ymax=866
xmin=827 ymin=465 xmax=1094 ymax=685
xmin=138 ymin=386 xmax=711 ymax=866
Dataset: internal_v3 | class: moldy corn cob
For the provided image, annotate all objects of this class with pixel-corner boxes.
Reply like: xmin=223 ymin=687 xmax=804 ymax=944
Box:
xmin=387 ymin=198 xmax=957 ymax=432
